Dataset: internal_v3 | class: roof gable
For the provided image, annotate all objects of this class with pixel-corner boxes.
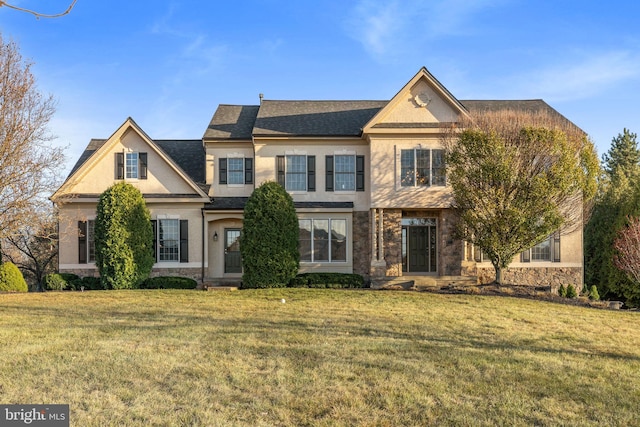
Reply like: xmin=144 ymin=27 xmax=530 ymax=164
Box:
xmin=363 ymin=67 xmax=468 ymax=133
xmin=53 ymin=118 xmax=208 ymax=200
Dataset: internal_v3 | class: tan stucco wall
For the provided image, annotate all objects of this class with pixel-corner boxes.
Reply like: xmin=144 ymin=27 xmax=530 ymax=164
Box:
xmin=63 ymin=129 xmax=196 ymax=196
xmin=369 ymin=136 xmax=453 ymax=208
xmin=253 ymin=139 xmax=371 ymax=211
xmin=377 ymin=80 xmax=459 ymax=125
xmin=58 ymin=201 xmax=204 ymax=272
xmin=205 ymin=142 xmax=255 ymax=198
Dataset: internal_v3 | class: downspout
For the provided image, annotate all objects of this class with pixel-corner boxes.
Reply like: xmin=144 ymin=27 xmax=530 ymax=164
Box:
xmin=201 ymin=208 xmax=205 ymax=284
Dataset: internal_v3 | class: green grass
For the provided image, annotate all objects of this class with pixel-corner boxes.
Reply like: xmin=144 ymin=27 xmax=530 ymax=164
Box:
xmin=0 ymin=289 xmax=639 ymax=426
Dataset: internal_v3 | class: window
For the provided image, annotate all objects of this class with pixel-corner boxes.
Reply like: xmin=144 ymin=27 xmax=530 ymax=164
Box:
xmin=522 ymin=232 xmax=560 ymax=263
xmin=326 ymin=155 xmax=365 ymax=192
xmin=159 ymin=219 xmax=179 ymax=261
xmin=298 ymin=218 xmax=347 ymax=262
xmin=277 ymin=155 xmax=315 ymax=192
xmin=219 ymin=157 xmax=253 ymax=185
xmin=153 ymin=219 xmax=189 ymax=263
xmin=78 ymin=220 xmax=95 ymax=264
xmin=115 ymin=152 xmax=147 ymax=180
xmin=400 ymin=148 xmax=445 ymax=187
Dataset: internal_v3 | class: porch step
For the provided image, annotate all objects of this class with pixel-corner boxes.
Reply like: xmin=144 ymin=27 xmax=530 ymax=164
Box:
xmin=371 ymin=276 xmax=478 ymax=291
xmin=203 ymin=279 xmax=242 ymax=291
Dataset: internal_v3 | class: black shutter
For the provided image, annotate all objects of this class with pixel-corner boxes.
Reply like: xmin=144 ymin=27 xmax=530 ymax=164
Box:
xmin=151 ymin=220 xmax=158 ymax=262
xmin=115 ymin=152 xmax=124 ymax=179
xmin=219 ymin=158 xmax=227 ymax=184
xmin=139 ymin=153 xmax=148 ymax=179
xmin=307 ymin=156 xmax=316 ymax=192
xmin=553 ymin=233 xmax=561 ymax=262
xmin=276 ymin=155 xmax=285 ymax=187
xmin=521 ymin=249 xmax=530 ymax=263
xmin=78 ymin=221 xmax=87 ymax=264
xmin=245 ymin=158 xmax=253 ymax=184
xmin=356 ymin=155 xmax=365 ymax=191
xmin=180 ymin=220 xmax=189 ymax=263
xmin=325 ymin=155 xmax=334 ymax=192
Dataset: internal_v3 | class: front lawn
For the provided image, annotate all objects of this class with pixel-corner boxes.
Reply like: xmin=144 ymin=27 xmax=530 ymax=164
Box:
xmin=0 ymin=289 xmax=638 ymax=426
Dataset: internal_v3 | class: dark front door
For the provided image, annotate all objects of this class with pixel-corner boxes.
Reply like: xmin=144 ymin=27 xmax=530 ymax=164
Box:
xmin=224 ymin=229 xmax=242 ymax=273
xmin=403 ymin=222 xmax=437 ymax=273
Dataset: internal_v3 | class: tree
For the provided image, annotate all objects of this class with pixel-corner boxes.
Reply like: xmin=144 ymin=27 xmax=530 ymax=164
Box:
xmin=0 ymin=34 xmax=65 ymax=262
xmin=443 ymin=110 xmax=599 ymax=284
xmin=94 ymin=182 xmax=154 ymax=289
xmin=240 ymin=181 xmax=299 ymax=288
xmin=585 ymin=129 xmax=640 ymax=302
xmin=612 ymin=215 xmax=640 ymax=305
xmin=1 ymin=208 xmax=58 ymax=291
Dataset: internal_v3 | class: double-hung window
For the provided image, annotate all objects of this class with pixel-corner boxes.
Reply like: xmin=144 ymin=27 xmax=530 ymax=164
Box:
xmin=219 ymin=157 xmax=253 ymax=185
xmin=400 ymin=148 xmax=445 ymax=187
xmin=522 ymin=232 xmax=561 ymax=263
xmin=326 ymin=155 xmax=365 ymax=192
xmin=78 ymin=220 xmax=95 ymax=264
xmin=152 ymin=218 xmax=189 ymax=263
xmin=158 ymin=219 xmax=180 ymax=262
xmin=277 ymin=155 xmax=315 ymax=192
xmin=298 ymin=219 xmax=347 ymax=262
xmin=115 ymin=152 xmax=147 ymax=180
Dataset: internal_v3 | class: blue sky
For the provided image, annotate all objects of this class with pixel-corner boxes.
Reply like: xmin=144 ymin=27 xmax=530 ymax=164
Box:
xmin=2 ymin=0 xmax=640 ymax=174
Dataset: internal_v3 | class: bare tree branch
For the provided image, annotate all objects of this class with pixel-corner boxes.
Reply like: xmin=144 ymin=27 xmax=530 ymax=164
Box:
xmin=0 ymin=0 xmax=78 ymax=19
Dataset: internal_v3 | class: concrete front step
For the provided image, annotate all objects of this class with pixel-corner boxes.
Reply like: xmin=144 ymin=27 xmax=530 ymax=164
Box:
xmin=203 ymin=279 xmax=242 ymax=291
xmin=371 ymin=275 xmax=478 ymax=291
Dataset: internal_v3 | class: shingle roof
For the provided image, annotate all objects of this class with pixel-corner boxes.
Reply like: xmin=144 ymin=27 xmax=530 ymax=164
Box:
xmin=252 ymin=100 xmax=387 ymax=137
xmin=203 ymin=105 xmax=260 ymax=140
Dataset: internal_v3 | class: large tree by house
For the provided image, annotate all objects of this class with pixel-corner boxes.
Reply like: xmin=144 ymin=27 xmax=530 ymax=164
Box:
xmin=443 ymin=110 xmax=599 ymax=284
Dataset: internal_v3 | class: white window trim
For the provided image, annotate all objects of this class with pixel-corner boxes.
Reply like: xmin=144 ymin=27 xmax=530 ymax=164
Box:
xmin=333 ymin=151 xmax=357 ymax=193
xmin=285 ymin=152 xmax=308 ymax=193
xmin=299 ymin=218 xmax=348 ymax=263
xmin=156 ymin=215 xmax=181 ymax=263
xmin=124 ymin=149 xmax=140 ymax=181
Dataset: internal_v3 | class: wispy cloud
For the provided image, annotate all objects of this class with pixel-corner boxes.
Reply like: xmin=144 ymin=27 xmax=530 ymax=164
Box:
xmin=345 ymin=0 xmax=505 ymax=60
xmin=510 ymin=51 xmax=640 ymax=102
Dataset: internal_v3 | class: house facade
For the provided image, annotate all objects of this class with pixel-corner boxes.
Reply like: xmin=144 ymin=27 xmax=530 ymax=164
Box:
xmin=52 ymin=68 xmax=584 ymax=287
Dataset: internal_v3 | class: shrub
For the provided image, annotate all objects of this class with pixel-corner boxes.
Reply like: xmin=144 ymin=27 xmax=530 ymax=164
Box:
xmin=43 ymin=273 xmax=80 ymax=291
xmin=566 ymin=284 xmax=578 ymax=298
xmin=140 ymin=276 xmax=198 ymax=289
xmin=589 ymin=285 xmax=600 ymax=301
xmin=557 ymin=284 xmax=566 ymax=297
xmin=70 ymin=276 xmax=103 ymax=291
xmin=240 ymin=182 xmax=299 ymax=288
xmin=0 ymin=262 xmax=28 ymax=292
xmin=95 ymin=182 xmax=154 ymax=289
xmin=289 ymin=273 xmax=365 ymax=289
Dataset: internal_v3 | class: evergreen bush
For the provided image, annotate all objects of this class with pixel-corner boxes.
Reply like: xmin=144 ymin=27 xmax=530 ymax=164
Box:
xmin=0 ymin=262 xmax=28 ymax=292
xmin=589 ymin=285 xmax=600 ymax=301
xmin=43 ymin=273 xmax=79 ymax=291
xmin=558 ymin=284 xmax=567 ymax=297
xmin=566 ymin=284 xmax=578 ymax=298
xmin=95 ymin=183 xmax=154 ymax=289
xmin=289 ymin=273 xmax=365 ymax=289
xmin=240 ymin=182 xmax=299 ymax=288
xmin=140 ymin=276 xmax=197 ymax=289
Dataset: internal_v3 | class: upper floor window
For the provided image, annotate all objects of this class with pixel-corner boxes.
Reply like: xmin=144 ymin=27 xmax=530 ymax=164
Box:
xmin=219 ymin=157 xmax=253 ymax=185
xmin=325 ymin=155 xmax=365 ymax=192
xmin=115 ymin=152 xmax=147 ymax=180
xmin=277 ymin=155 xmax=315 ymax=192
xmin=400 ymin=148 xmax=445 ymax=187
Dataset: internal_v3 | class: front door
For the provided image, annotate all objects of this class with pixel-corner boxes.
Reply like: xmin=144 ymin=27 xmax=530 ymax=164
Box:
xmin=402 ymin=219 xmax=437 ymax=273
xmin=224 ymin=229 xmax=242 ymax=273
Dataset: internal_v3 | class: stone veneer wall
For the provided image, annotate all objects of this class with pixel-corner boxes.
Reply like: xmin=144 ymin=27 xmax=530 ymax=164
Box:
xmin=352 ymin=211 xmax=371 ymax=279
xmin=383 ymin=209 xmax=403 ymax=276
xmin=439 ymin=210 xmax=464 ymax=276
xmin=476 ymin=266 xmax=582 ymax=288
xmin=60 ymin=267 xmax=202 ymax=282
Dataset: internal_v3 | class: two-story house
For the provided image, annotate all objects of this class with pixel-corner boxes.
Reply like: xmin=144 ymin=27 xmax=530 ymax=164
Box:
xmin=52 ymin=68 xmax=584 ymax=287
